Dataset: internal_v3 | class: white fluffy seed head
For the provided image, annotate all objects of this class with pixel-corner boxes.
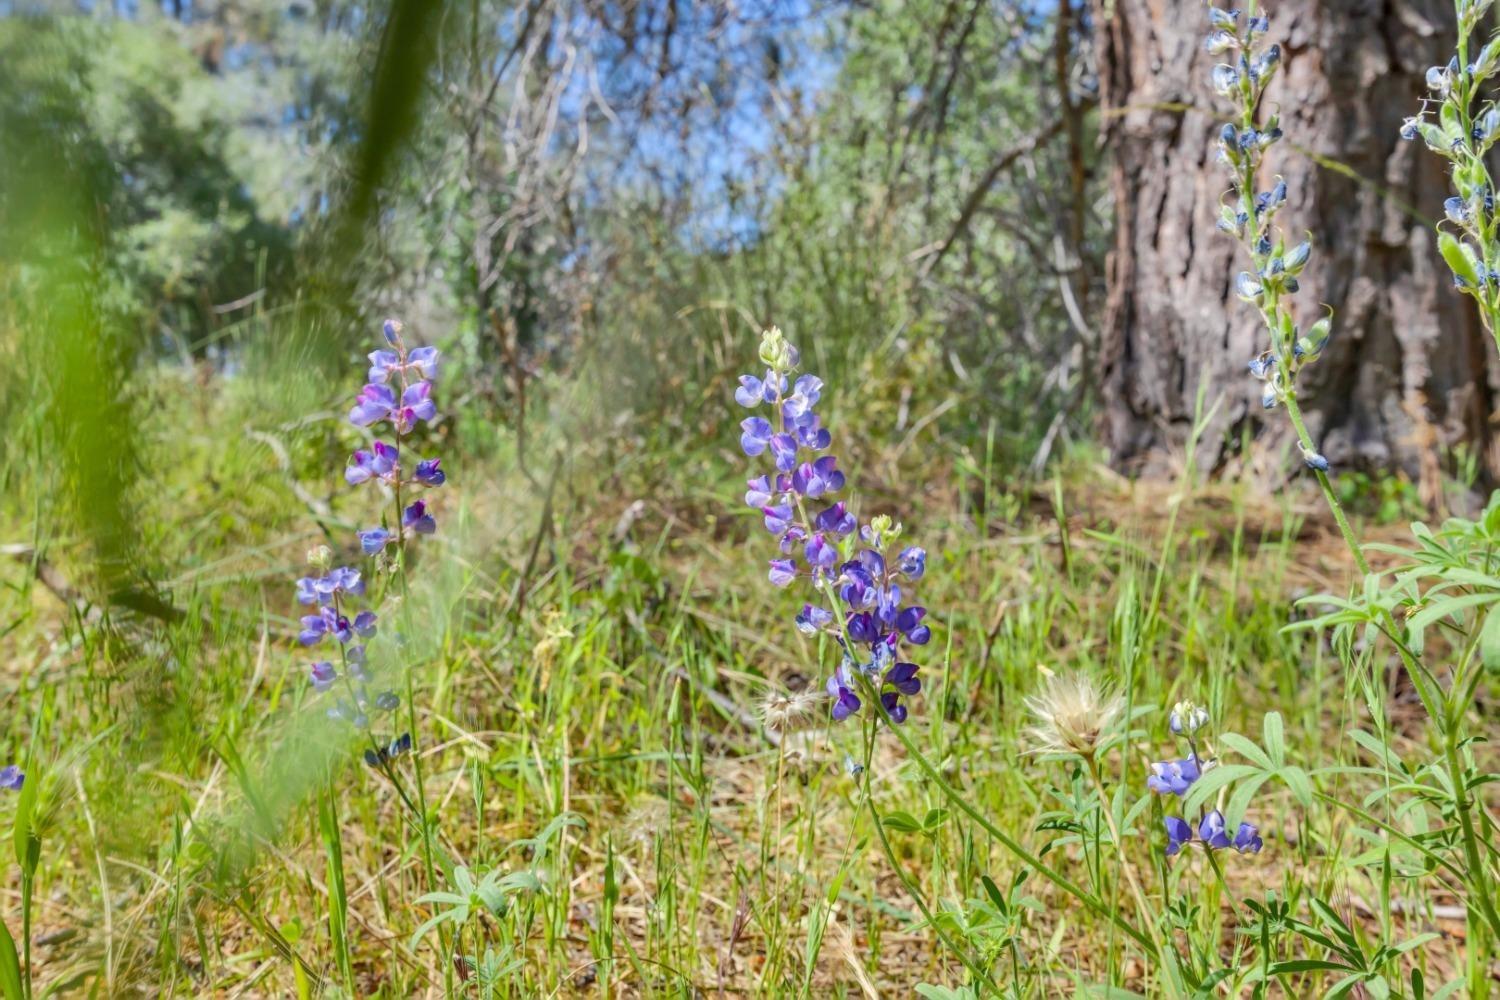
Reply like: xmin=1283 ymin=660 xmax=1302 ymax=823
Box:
xmin=1023 ymin=672 xmax=1124 ymax=757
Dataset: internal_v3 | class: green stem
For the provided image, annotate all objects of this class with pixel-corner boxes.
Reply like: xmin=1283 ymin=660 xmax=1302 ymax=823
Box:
xmin=20 ymin=871 xmax=31 ymax=1000
xmin=1084 ymin=758 xmax=1165 ymax=956
xmin=859 ymin=677 xmax=1159 ymax=958
xmin=387 ymin=345 xmax=446 ymax=996
xmin=1442 ymin=734 xmax=1500 ymax=939
xmin=1278 ymin=389 xmax=1370 ymax=578
xmin=858 ymin=715 xmax=1000 ymax=995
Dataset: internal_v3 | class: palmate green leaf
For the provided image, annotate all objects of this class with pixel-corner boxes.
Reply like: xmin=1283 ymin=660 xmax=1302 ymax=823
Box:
xmin=1391 ymin=932 xmax=1442 ymax=955
xmin=1280 ymin=765 xmax=1314 ymax=808
xmin=880 ymin=810 xmax=924 ymax=834
xmin=495 ymin=870 xmax=543 ymax=894
xmin=408 ymin=908 xmax=462 ymax=953
xmin=1347 ymin=728 xmax=1399 ymax=763
xmin=1406 ymin=591 xmax=1500 ymax=635
xmin=980 ymin=875 xmax=1005 ymax=912
xmin=413 ymin=891 xmax=467 ymax=907
xmin=1182 ymin=764 xmax=1261 ymax=816
xmin=1262 ymin=712 xmax=1286 ymax=768
xmin=1224 ymin=773 xmax=1270 ymax=831
xmin=1218 ymin=733 xmax=1274 ymax=770
xmin=1426 ymin=566 xmax=1500 ymax=589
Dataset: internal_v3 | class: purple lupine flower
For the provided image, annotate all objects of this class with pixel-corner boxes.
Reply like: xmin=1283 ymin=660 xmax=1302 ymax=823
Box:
xmin=295 ymin=567 xmax=364 ymax=606
xmin=307 ymin=322 xmax=449 ymax=760
xmin=839 ymin=561 xmax=877 ymax=609
xmin=1199 ymin=810 xmax=1232 ymax=849
xmin=805 ymin=533 xmax=838 ymax=573
xmin=886 ymin=661 xmax=920 ymax=696
xmin=1164 ymin=816 xmax=1194 ymax=856
xmin=740 ymin=417 xmax=773 ymax=456
xmin=879 ymin=690 xmax=907 ymax=724
xmin=782 ymin=374 xmax=823 ymax=419
xmin=406 ymin=346 xmax=439 ymax=380
xmin=327 ymin=566 xmax=364 ymax=596
xmin=768 ymin=559 xmax=797 ymax=587
xmin=846 ymin=611 xmax=879 ymax=644
xmin=310 ymin=661 xmax=337 ymax=692
xmin=352 ymin=611 xmax=378 ymax=638
xmin=295 ymin=577 xmax=321 ymax=605
xmin=367 ymin=349 xmax=402 ymax=384
xmin=895 ymin=606 xmax=930 ymax=645
xmin=778 ymin=525 xmax=807 ymax=553
xmin=735 ymin=374 xmax=766 ymax=406
xmin=897 ymin=546 xmax=926 ymax=580
xmin=298 ymin=609 xmax=329 ymax=645
xmin=363 ymin=731 xmax=414 ymax=768
xmin=394 ymin=382 xmax=438 ymax=433
xmin=762 ymin=504 xmax=795 ymax=534
xmin=359 ymin=528 xmax=392 ymax=554
xmin=0 ymin=766 xmax=23 ymax=791
xmin=796 ymin=604 xmax=833 ymax=634
xmin=827 ymin=661 xmax=862 ymax=721
xmin=815 ymin=502 xmax=856 ymax=537
xmin=745 ymin=475 xmax=774 ymax=507
xmin=768 ymin=433 xmax=799 ymax=472
xmin=402 ymin=500 xmax=436 ymax=535
xmin=1169 ymin=703 xmax=1210 ymax=735
xmin=1147 ymin=757 xmax=1203 ymax=796
xmin=1233 ymin=821 xmax=1263 ymax=853
xmin=347 ymin=440 xmax=399 ymax=485
xmin=788 ymin=412 xmax=831 ymax=450
xmin=791 ymin=459 xmax=837 ymax=497
xmin=299 ymin=607 xmax=353 ymax=646
xmin=350 ymin=383 xmax=398 ymax=426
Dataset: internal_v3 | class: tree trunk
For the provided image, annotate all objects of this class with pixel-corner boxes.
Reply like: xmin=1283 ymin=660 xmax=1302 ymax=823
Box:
xmin=1093 ymin=0 xmax=1496 ymax=496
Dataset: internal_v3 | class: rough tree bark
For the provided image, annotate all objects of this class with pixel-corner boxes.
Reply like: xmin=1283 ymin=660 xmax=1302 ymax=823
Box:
xmin=1093 ymin=0 xmax=1496 ymax=493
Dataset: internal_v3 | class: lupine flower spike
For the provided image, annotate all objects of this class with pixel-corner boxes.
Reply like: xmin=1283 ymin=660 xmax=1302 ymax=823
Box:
xmin=1206 ymin=3 xmax=1337 ymax=475
xmin=1404 ymin=0 xmax=1500 ymax=351
xmin=1148 ymin=700 xmax=1262 ymax=856
xmin=298 ymin=318 xmax=446 ymax=764
xmin=734 ymin=327 xmax=929 ymax=726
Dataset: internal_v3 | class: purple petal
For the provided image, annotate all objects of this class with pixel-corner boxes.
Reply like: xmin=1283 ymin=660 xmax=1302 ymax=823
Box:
xmin=768 ymin=559 xmax=797 ymax=587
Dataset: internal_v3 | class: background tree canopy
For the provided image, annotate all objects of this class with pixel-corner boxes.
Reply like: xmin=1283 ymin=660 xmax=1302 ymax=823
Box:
xmin=1 ymin=0 xmax=1104 ymax=475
